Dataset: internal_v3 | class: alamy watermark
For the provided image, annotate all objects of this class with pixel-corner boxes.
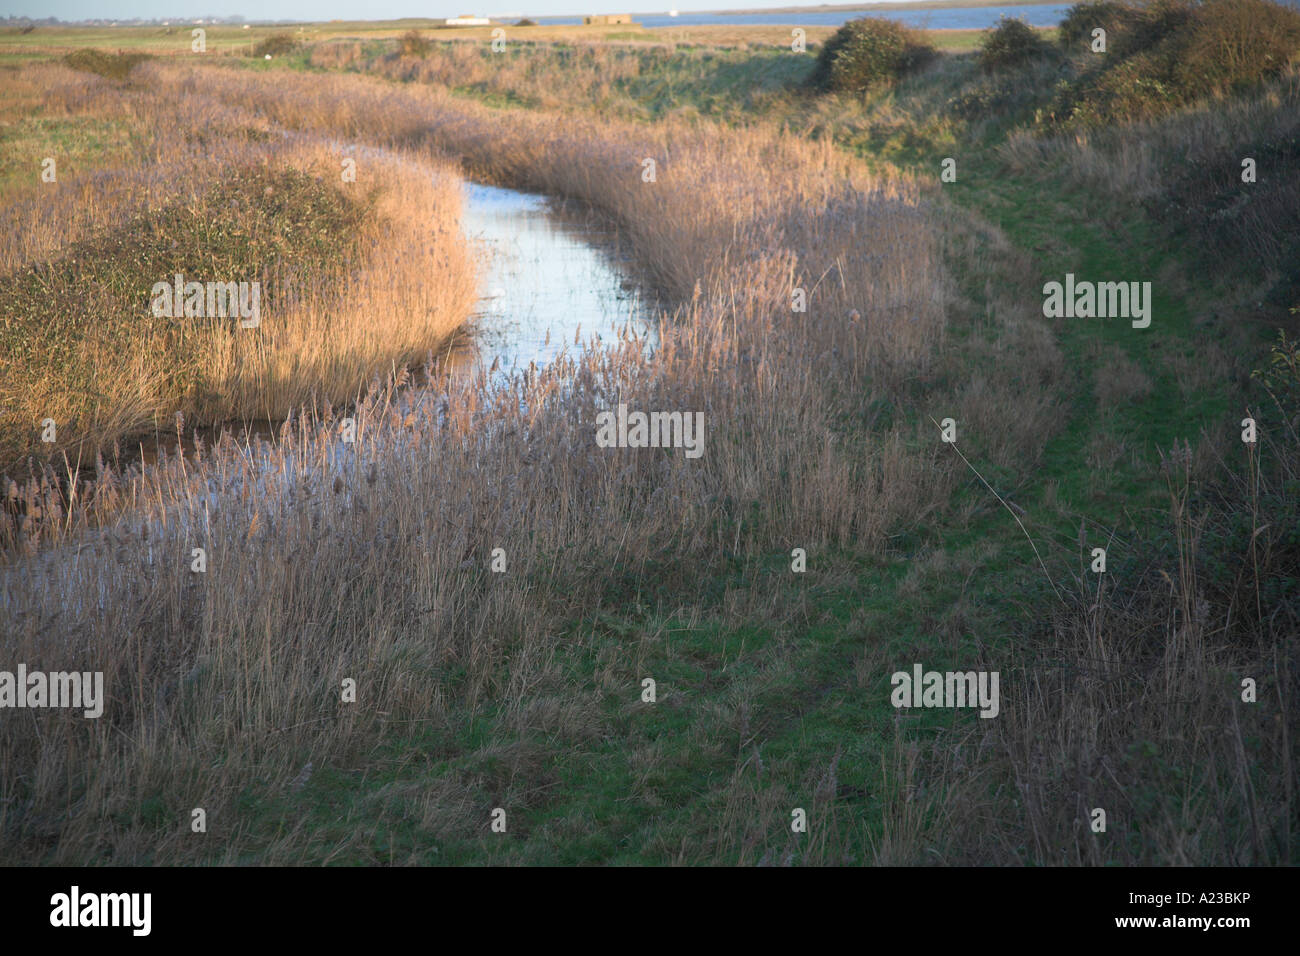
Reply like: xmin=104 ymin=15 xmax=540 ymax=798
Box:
xmin=1042 ymin=273 xmax=1151 ymax=329
xmin=890 ymin=663 xmax=999 ymax=718
xmin=595 ymin=403 xmax=704 ymax=459
xmin=50 ymin=886 xmax=150 ymax=936
xmin=150 ymin=274 xmax=261 ymax=329
xmin=0 ymin=666 xmax=104 ymax=718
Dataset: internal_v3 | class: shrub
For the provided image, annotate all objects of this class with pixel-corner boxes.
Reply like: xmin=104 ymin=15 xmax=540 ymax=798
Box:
xmin=1144 ymin=125 xmax=1300 ymax=316
xmin=1253 ymin=330 xmax=1300 ymax=426
xmin=0 ymin=164 xmax=376 ymax=469
xmin=62 ymin=49 xmax=152 ymax=81
xmin=1174 ymin=0 xmax=1300 ymax=92
xmin=807 ymin=17 xmax=936 ymax=95
xmin=515 ymin=18 xmax=538 ymax=26
xmin=1058 ymin=0 xmax=1145 ymax=49
xmin=978 ymin=16 xmax=1052 ymax=72
xmin=1051 ymin=0 xmax=1300 ymax=127
xmin=252 ymin=33 xmax=298 ymax=58
xmin=399 ymin=29 xmax=431 ymax=56
xmin=1108 ymin=0 xmax=1196 ymax=58
xmin=1053 ymin=53 xmax=1179 ymax=125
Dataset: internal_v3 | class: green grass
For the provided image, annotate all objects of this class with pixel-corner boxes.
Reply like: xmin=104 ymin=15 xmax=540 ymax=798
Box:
xmin=0 ymin=114 xmax=144 ymax=196
xmin=205 ymin=541 xmax=1019 ymax=864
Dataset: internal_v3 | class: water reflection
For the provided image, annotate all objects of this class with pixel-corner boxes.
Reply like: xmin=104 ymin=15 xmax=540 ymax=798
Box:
xmin=127 ymin=180 xmax=657 ymax=465
xmin=449 ymin=181 xmax=656 ymax=380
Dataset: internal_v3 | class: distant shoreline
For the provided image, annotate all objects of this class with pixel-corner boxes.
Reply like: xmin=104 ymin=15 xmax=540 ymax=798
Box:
xmin=627 ymin=0 xmax=1055 ymax=14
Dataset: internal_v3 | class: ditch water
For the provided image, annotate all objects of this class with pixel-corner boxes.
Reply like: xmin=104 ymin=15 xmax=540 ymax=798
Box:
xmin=2 ymin=178 xmax=658 ymax=557
xmin=127 ymin=179 xmax=657 ymax=465
xmin=448 ymin=181 xmax=656 ymax=381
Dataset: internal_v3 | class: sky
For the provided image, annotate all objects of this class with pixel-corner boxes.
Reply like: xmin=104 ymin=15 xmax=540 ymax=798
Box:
xmin=4 ymin=0 xmax=950 ymax=22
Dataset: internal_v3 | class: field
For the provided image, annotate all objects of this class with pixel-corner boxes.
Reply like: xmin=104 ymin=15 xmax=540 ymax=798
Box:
xmin=0 ymin=19 xmax=997 ymax=56
xmin=0 ymin=1 xmax=1297 ymax=868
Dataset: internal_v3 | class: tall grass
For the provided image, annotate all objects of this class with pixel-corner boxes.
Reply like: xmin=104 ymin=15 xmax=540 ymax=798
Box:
xmin=919 ymin=422 xmax=1297 ymax=864
xmin=307 ymin=37 xmax=810 ymax=119
xmin=0 ymin=63 xmax=479 ymax=473
xmin=4 ymin=38 xmax=1291 ymax=865
xmin=0 ymin=59 xmax=970 ymax=862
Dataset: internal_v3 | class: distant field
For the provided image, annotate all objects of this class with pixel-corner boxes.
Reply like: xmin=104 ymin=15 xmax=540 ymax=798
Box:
xmin=0 ymin=22 xmax=658 ymax=55
xmin=0 ymin=21 xmax=1009 ymax=57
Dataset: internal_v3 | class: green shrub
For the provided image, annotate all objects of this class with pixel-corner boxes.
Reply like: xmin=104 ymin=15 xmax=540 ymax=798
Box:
xmin=978 ymin=16 xmax=1052 ymax=72
xmin=1058 ymin=0 xmax=1145 ymax=49
xmin=807 ymin=17 xmax=936 ymax=95
xmin=252 ymin=33 xmax=298 ymax=58
xmin=1253 ymin=331 xmax=1300 ymax=416
xmin=1051 ymin=0 xmax=1300 ymax=127
xmin=0 ymin=164 xmax=373 ymax=469
xmin=1108 ymin=0 xmax=1196 ymax=58
xmin=399 ymin=29 xmax=431 ymax=56
xmin=1174 ymin=0 xmax=1300 ymax=92
xmin=62 ymin=49 xmax=152 ymax=81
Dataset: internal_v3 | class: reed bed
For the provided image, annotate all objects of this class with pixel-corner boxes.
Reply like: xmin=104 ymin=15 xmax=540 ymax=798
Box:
xmin=5 ymin=51 xmax=1282 ymax=866
xmin=0 ymin=63 xmax=479 ymax=474
xmin=0 ymin=58 xmax=963 ymax=862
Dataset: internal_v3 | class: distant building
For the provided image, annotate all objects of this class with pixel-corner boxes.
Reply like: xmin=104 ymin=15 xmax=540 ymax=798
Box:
xmin=583 ymin=14 xmax=634 ymax=25
xmin=437 ymin=16 xmax=492 ymax=26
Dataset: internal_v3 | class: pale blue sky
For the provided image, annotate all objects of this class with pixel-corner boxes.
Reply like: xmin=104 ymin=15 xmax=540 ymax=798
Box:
xmin=5 ymin=0 xmax=932 ymax=22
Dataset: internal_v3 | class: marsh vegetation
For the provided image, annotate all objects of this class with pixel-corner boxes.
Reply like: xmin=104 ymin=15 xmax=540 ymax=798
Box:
xmin=0 ymin=0 xmax=1296 ymax=865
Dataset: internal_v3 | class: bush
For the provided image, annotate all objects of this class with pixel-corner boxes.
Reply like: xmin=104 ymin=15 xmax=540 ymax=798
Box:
xmin=1051 ymin=0 xmax=1300 ymax=127
xmin=807 ymin=17 xmax=936 ymax=94
xmin=978 ymin=16 xmax=1052 ymax=72
xmin=252 ymin=33 xmax=298 ymax=58
xmin=0 ymin=164 xmax=373 ymax=469
xmin=1058 ymin=0 xmax=1145 ymax=49
xmin=515 ymin=18 xmax=538 ymax=26
xmin=1144 ymin=125 xmax=1300 ymax=316
xmin=1174 ymin=0 xmax=1300 ymax=92
xmin=399 ymin=29 xmax=431 ymax=56
xmin=1108 ymin=0 xmax=1195 ymax=58
xmin=62 ymin=49 xmax=152 ymax=81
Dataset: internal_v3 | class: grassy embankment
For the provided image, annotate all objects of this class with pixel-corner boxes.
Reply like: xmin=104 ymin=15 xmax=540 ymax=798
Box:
xmin=0 ymin=56 xmax=478 ymax=481
xmin=1 ymin=0 xmax=1296 ymax=863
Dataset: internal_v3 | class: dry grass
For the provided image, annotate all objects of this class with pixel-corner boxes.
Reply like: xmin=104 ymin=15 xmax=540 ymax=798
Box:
xmin=5 ymin=33 xmax=1288 ymax=866
xmin=307 ymin=37 xmax=809 ymax=119
xmin=777 ymin=428 xmax=1298 ymax=866
xmin=966 ymin=442 xmax=1294 ymax=864
xmin=1093 ymin=345 xmax=1153 ymax=409
xmin=0 ymin=58 xmax=978 ymax=862
xmin=0 ymin=63 xmax=478 ymax=472
xmin=1000 ymin=63 xmax=1300 ymax=200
